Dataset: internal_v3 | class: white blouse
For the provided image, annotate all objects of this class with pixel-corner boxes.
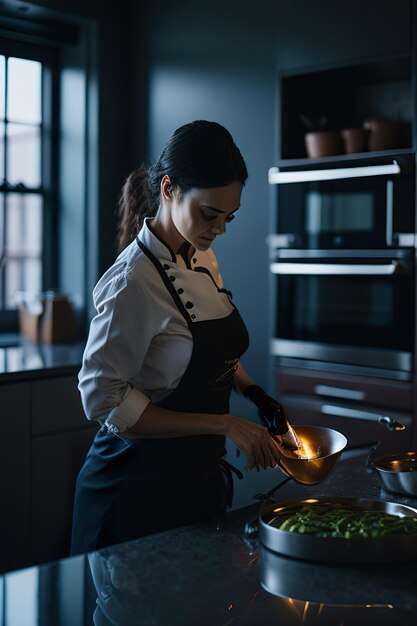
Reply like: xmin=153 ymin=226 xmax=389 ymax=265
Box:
xmin=78 ymin=218 xmax=236 ymax=433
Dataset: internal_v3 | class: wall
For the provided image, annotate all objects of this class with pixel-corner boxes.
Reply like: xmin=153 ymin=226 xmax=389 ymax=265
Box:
xmin=142 ymin=0 xmax=281 ymax=416
xmin=275 ymin=0 xmax=412 ymax=73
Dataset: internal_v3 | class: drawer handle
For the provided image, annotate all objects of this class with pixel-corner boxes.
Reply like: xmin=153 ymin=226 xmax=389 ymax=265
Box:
xmin=314 ymin=385 xmax=365 ymax=401
xmin=320 ymin=404 xmax=407 ymax=431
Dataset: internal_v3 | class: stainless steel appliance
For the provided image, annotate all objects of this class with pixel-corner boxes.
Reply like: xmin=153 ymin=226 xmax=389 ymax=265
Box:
xmin=270 ymin=248 xmax=414 ymax=377
xmin=268 ymin=152 xmax=416 ymax=452
xmin=268 ymin=153 xmax=416 ymax=381
xmin=269 ymin=153 xmax=415 ymax=250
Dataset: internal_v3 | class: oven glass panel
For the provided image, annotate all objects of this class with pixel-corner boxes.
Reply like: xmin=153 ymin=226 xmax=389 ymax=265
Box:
xmin=277 ymin=168 xmax=414 ymax=248
xmin=277 ymin=273 xmax=413 ymax=351
xmin=305 ymin=191 xmax=374 ymax=234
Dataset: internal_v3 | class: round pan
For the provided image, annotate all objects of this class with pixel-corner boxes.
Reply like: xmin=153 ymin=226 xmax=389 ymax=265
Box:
xmin=259 ymin=496 xmax=417 ymax=564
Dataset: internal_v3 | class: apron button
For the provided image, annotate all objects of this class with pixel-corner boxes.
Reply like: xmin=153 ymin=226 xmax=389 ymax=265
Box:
xmin=185 ymin=301 xmax=194 ymax=309
xmin=163 ymin=264 xmax=170 ymax=270
xmin=169 ymin=275 xmax=176 ymax=282
xmin=177 ymin=288 xmax=184 ymax=294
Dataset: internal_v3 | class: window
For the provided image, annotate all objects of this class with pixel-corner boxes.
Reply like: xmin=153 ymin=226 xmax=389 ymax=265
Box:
xmin=0 ymin=39 xmax=57 ymax=329
xmin=0 ymin=12 xmax=100 ymax=336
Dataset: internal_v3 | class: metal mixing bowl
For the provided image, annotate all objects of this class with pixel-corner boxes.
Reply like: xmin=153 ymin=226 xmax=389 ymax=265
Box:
xmin=372 ymin=451 xmax=417 ymax=496
xmin=276 ymin=425 xmax=347 ymax=485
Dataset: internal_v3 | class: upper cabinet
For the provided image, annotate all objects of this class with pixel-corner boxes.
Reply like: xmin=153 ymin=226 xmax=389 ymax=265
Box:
xmin=277 ymin=0 xmax=412 ymax=74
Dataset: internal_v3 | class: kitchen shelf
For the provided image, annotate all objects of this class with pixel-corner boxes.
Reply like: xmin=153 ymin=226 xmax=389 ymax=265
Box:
xmin=275 ymin=147 xmax=416 ymax=170
xmin=280 ymin=54 xmax=413 ymax=160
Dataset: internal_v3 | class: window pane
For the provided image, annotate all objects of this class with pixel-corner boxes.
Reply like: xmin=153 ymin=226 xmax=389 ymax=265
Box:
xmin=7 ymin=57 xmax=41 ymax=124
xmin=6 ymin=259 xmax=41 ymax=308
xmin=0 ymin=120 xmax=4 ymax=181
xmin=4 ymin=193 xmax=42 ymax=307
xmin=6 ymin=193 xmax=42 ymax=255
xmin=7 ymin=123 xmax=41 ymax=187
xmin=6 ymin=192 xmax=23 ymax=254
xmin=23 ymin=257 xmax=41 ymax=294
xmin=0 ymin=55 xmax=4 ymax=119
xmin=24 ymin=194 xmax=42 ymax=254
xmin=5 ymin=258 xmax=20 ymax=308
xmin=0 ymin=194 xmax=3 ymax=308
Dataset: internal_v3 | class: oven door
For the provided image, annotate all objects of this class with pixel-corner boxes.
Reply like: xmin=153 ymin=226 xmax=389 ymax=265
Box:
xmin=271 ymin=158 xmax=415 ymax=249
xmin=270 ymin=251 xmax=414 ymax=375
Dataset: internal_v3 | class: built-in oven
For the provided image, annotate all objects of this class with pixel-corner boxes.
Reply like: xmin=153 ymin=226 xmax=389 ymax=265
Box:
xmin=269 ymin=153 xmax=415 ymax=250
xmin=270 ymin=249 xmax=414 ymax=378
xmin=268 ymin=153 xmax=416 ymax=381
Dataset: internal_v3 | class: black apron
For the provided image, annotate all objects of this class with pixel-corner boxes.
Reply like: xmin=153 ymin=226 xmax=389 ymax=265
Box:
xmin=71 ymin=240 xmax=249 ymax=555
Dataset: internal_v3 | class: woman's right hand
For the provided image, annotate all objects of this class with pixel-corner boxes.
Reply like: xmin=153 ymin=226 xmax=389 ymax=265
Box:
xmin=223 ymin=414 xmax=282 ymax=470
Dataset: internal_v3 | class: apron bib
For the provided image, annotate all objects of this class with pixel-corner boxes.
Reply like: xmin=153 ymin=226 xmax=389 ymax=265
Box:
xmin=71 ymin=240 xmax=249 ymax=554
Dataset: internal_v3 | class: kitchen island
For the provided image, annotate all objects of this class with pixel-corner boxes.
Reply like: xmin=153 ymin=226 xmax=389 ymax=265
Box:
xmin=2 ymin=450 xmax=417 ymax=625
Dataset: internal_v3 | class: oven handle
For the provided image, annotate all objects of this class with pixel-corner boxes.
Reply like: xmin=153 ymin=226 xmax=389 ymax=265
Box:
xmin=270 ymin=261 xmax=408 ymax=275
xmin=268 ymin=161 xmax=401 ymax=184
xmin=314 ymin=384 xmax=366 ymax=401
xmin=320 ymin=404 xmax=408 ymax=431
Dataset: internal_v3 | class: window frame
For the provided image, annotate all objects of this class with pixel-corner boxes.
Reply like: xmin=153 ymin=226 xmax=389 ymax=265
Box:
xmin=0 ymin=36 xmax=59 ymax=330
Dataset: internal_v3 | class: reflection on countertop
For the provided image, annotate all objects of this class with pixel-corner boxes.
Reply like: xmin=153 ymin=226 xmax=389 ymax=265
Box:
xmin=1 ymin=454 xmax=417 ymax=625
xmin=0 ymin=333 xmax=85 ymax=380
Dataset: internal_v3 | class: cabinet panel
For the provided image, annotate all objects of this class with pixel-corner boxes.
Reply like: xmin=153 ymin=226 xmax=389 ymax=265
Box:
xmin=277 ymin=367 xmax=413 ymax=411
xmin=281 ymin=393 xmax=412 ymax=454
xmin=31 ymin=376 xmax=87 ymax=434
xmin=278 ymin=0 xmax=411 ymax=73
xmin=0 ymin=383 xmax=31 ymax=573
xmin=31 ymin=426 xmax=96 ymax=565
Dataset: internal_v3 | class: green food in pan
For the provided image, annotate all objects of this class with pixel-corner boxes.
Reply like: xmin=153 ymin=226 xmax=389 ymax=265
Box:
xmin=268 ymin=503 xmax=417 ymax=538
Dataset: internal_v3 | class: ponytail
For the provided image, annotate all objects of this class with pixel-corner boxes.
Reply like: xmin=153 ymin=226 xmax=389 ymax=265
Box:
xmin=117 ymin=167 xmax=157 ymax=253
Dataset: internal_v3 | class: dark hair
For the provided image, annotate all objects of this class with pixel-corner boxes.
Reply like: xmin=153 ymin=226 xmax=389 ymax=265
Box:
xmin=117 ymin=120 xmax=248 ymax=252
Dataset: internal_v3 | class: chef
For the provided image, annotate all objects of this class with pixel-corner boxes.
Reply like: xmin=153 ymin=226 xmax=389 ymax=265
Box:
xmin=71 ymin=120 xmax=284 ymax=554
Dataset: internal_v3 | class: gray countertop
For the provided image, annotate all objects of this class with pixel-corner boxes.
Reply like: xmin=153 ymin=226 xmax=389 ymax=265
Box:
xmin=2 ymin=450 xmax=417 ymax=625
xmin=0 ymin=334 xmax=85 ymax=381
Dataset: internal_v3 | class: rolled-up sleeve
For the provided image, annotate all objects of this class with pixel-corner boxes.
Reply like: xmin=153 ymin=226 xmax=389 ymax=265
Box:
xmin=78 ymin=267 xmax=156 ymax=433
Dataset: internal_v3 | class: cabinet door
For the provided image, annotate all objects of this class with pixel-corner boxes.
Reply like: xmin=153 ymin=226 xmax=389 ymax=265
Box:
xmin=31 ymin=426 xmax=96 ymax=565
xmin=31 ymin=376 xmax=87 ymax=434
xmin=0 ymin=383 xmax=31 ymax=573
xmin=277 ymin=367 xmax=413 ymax=412
xmin=278 ymin=0 xmax=411 ymax=72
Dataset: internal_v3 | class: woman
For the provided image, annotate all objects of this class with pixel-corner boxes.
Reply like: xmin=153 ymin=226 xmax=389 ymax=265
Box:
xmin=71 ymin=120 xmax=285 ymax=555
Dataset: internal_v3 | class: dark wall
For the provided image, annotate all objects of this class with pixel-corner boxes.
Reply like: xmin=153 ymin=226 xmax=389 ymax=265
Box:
xmin=276 ymin=0 xmax=412 ymax=73
xmin=143 ymin=0 xmax=281 ymax=414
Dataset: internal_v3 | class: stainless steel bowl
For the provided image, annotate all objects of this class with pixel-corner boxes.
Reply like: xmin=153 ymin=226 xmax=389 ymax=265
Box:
xmin=276 ymin=425 xmax=347 ymax=485
xmin=373 ymin=451 xmax=417 ymax=496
